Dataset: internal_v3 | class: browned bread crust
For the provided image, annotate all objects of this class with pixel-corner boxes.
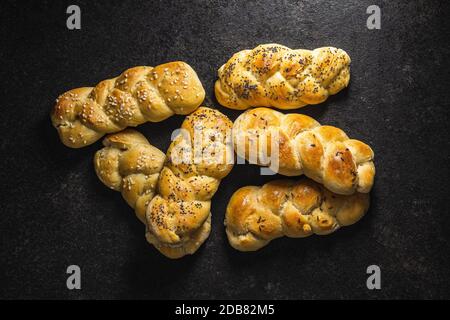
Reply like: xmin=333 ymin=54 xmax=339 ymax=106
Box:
xmin=51 ymin=62 xmax=205 ymax=148
xmin=215 ymin=44 xmax=350 ymax=110
xmin=145 ymin=107 xmax=234 ymax=258
xmin=94 ymin=107 xmax=233 ymax=258
xmin=225 ymin=179 xmax=369 ymax=251
xmin=94 ymin=129 xmax=166 ymax=223
xmin=233 ymin=108 xmax=375 ymax=195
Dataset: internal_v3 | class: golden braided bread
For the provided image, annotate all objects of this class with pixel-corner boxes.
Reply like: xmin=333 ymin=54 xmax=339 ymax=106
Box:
xmin=233 ymin=108 xmax=375 ymax=195
xmin=146 ymin=107 xmax=234 ymax=258
xmin=225 ymin=179 xmax=369 ymax=251
xmin=94 ymin=129 xmax=165 ymax=224
xmin=215 ymin=44 xmax=350 ymax=110
xmin=51 ymin=61 xmax=205 ymax=148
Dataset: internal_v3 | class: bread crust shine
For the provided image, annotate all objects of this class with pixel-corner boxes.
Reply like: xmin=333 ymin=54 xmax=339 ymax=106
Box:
xmin=225 ymin=179 xmax=370 ymax=251
xmin=51 ymin=61 xmax=205 ymax=148
xmin=145 ymin=107 xmax=234 ymax=258
xmin=233 ymin=108 xmax=375 ymax=195
xmin=94 ymin=107 xmax=234 ymax=258
xmin=215 ymin=44 xmax=350 ymax=110
xmin=94 ymin=129 xmax=166 ymax=223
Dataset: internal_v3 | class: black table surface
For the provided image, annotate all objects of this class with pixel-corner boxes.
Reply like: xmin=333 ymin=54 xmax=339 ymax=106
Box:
xmin=1 ymin=0 xmax=449 ymax=299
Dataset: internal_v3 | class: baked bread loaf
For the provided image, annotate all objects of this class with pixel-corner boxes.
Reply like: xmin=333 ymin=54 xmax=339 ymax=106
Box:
xmin=94 ymin=129 xmax=166 ymax=224
xmin=215 ymin=44 xmax=350 ymax=110
xmin=225 ymin=179 xmax=369 ymax=251
xmin=233 ymin=108 xmax=375 ymax=195
xmin=145 ymin=107 xmax=234 ymax=258
xmin=51 ymin=61 xmax=205 ymax=148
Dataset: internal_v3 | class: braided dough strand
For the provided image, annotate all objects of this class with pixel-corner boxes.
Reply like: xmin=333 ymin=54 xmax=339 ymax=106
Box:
xmin=52 ymin=61 xmax=205 ymax=148
xmin=215 ymin=44 xmax=350 ymax=110
xmin=233 ymin=108 xmax=375 ymax=195
xmin=225 ymin=179 xmax=370 ymax=251
xmin=145 ymin=107 xmax=234 ymax=258
xmin=94 ymin=129 xmax=166 ymax=223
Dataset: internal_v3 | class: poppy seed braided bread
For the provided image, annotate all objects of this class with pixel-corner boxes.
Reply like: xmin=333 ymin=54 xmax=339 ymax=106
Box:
xmin=215 ymin=44 xmax=350 ymax=110
xmin=225 ymin=178 xmax=369 ymax=251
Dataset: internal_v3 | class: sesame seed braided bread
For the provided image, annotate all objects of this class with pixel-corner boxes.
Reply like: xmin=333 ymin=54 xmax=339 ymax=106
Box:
xmin=215 ymin=44 xmax=350 ymax=110
xmin=225 ymin=178 xmax=370 ymax=251
xmin=94 ymin=129 xmax=166 ymax=224
xmin=233 ymin=108 xmax=375 ymax=195
xmin=145 ymin=107 xmax=234 ymax=259
xmin=51 ymin=61 xmax=205 ymax=148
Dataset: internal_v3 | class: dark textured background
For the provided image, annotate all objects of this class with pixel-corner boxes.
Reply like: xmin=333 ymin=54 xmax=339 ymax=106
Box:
xmin=1 ymin=0 xmax=449 ymax=299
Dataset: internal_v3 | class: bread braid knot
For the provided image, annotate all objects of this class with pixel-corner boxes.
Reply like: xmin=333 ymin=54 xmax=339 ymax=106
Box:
xmin=51 ymin=61 xmax=205 ymax=148
xmin=233 ymin=108 xmax=375 ymax=195
xmin=145 ymin=107 xmax=234 ymax=258
xmin=215 ymin=44 xmax=350 ymax=110
xmin=225 ymin=179 xmax=370 ymax=251
xmin=94 ymin=130 xmax=166 ymax=223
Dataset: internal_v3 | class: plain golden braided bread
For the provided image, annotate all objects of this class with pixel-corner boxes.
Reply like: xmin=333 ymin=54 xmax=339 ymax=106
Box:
xmin=94 ymin=129 xmax=166 ymax=224
xmin=225 ymin=178 xmax=370 ymax=251
xmin=145 ymin=107 xmax=234 ymax=258
xmin=233 ymin=108 xmax=375 ymax=195
xmin=215 ymin=44 xmax=350 ymax=110
xmin=51 ymin=61 xmax=205 ymax=148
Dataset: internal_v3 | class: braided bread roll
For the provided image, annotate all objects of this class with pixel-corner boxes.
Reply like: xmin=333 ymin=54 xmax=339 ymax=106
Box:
xmin=145 ymin=107 xmax=234 ymax=258
xmin=94 ymin=129 xmax=166 ymax=224
xmin=233 ymin=108 xmax=375 ymax=195
xmin=51 ymin=61 xmax=205 ymax=148
xmin=225 ymin=179 xmax=369 ymax=251
xmin=215 ymin=44 xmax=350 ymax=110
